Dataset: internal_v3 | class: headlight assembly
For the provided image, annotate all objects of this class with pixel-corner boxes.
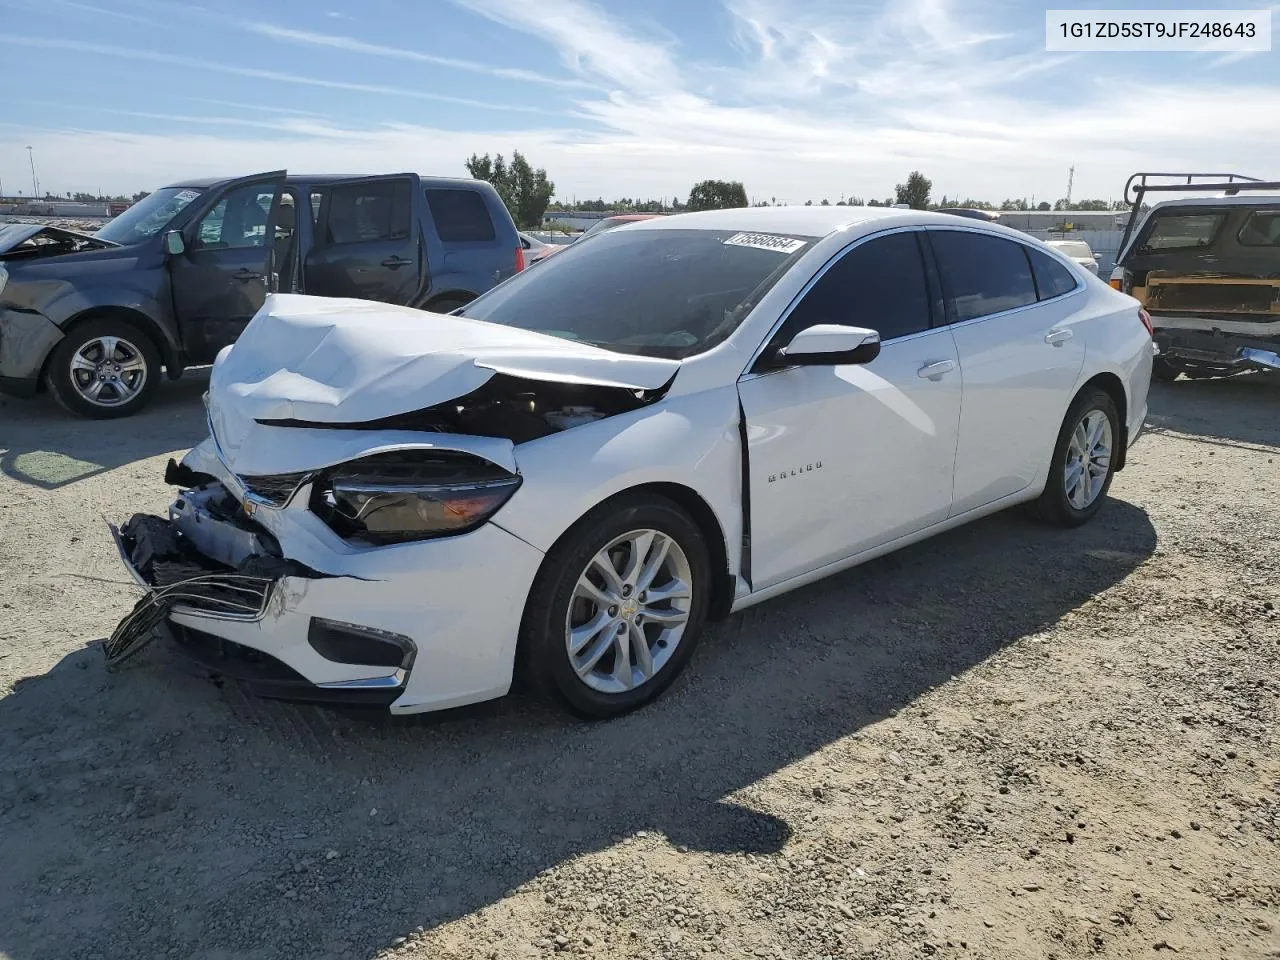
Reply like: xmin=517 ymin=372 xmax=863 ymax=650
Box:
xmin=310 ymin=450 xmax=521 ymax=545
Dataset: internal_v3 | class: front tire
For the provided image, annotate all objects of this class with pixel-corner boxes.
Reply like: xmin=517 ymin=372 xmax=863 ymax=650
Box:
xmin=45 ymin=318 xmax=161 ymax=419
xmin=1036 ymin=387 xmax=1120 ymax=528
xmin=519 ymin=494 xmax=712 ymax=719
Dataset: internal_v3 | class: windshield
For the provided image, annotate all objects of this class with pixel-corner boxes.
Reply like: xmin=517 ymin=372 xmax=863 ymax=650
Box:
xmin=95 ymin=187 xmax=204 ymax=245
xmin=458 ymin=228 xmax=814 ymax=359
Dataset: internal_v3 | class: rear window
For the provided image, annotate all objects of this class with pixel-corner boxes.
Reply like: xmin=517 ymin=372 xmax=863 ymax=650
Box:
xmin=458 ymin=228 xmax=814 ymax=359
xmin=930 ymin=231 xmax=1038 ymax=322
xmin=426 ymin=188 xmax=496 ymax=242
xmin=1238 ymin=210 xmax=1280 ymax=246
xmin=1139 ymin=212 xmax=1225 ymax=252
xmin=325 ymin=179 xmax=411 ymax=244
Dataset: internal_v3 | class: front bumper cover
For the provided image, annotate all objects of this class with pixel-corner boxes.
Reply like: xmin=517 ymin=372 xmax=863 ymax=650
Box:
xmin=0 ymin=306 xmax=64 ymax=396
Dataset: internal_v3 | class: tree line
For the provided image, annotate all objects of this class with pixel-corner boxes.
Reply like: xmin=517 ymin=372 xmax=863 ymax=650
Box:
xmin=463 ymin=155 xmax=1132 ymax=228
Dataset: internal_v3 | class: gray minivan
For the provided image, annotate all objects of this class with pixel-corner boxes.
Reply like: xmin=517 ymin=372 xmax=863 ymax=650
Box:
xmin=0 ymin=171 xmax=523 ymax=417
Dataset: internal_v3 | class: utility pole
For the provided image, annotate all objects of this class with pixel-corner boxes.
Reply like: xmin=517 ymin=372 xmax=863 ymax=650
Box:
xmin=27 ymin=145 xmax=39 ymax=198
xmin=1065 ymin=164 xmax=1075 ymax=208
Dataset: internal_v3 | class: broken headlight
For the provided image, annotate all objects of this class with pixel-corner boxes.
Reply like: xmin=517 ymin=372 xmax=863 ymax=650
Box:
xmin=310 ymin=450 xmax=521 ymax=545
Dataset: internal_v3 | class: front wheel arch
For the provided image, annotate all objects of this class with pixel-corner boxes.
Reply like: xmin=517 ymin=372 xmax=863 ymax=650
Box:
xmin=43 ymin=307 xmax=181 ymax=385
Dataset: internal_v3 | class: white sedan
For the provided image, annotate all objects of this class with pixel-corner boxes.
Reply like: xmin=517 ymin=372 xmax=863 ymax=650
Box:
xmin=108 ymin=207 xmax=1153 ymax=718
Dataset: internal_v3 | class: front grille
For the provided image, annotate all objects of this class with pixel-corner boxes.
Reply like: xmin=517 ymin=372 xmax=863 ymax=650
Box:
xmin=238 ymin=471 xmax=311 ymax=507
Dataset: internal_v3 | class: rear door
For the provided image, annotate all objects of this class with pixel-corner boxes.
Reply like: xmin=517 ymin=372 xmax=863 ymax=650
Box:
xmin=169 ymin=170 xmax=285 ymax=362
xmin=304 ymin=175 xmax=425 ymax=305
xmin=929 ymin=228 xmax=1087 ymax=515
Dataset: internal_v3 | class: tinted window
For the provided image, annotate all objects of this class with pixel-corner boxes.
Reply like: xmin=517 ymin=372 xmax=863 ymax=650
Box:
xmin=784 ymin=232 xmax=931 ymax=342
xmin=1238 ymin=210 xmax=1280 ymax=246
xmin=324 ymin=179 xmax=410 ymax=244
xmin=931 ymin=231 xmax=1037 ymax=322
xmin=1139 ymin=212 xmax=1225 ymax=252
xmin=194 ymin=184 xmax=275 ymax=250
xmin=426 ymin=188 xmax=496 ymax=242
xmin=459 ymin=229 xmax=813 ymax=359
xmin=1027 ymin=246 xmax=1078 ymax=300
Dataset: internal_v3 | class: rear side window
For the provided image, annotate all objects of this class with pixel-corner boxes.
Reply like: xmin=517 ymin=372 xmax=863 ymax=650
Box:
xmin=785 ymin=232 xmax=931 ymax=342
xmin=324 ymin=180 xmax=411 ymax=244
xmin=1027 ymin=247 xmax=1079 ymax=300
xmin=1238 ymin=210 xmax=1280 ymax=246
xmin=426 ymin=188 xmax=496 ymax=242
xmin=931 ymin=231 xmax=1038 ymax=322
xmin=1139 ymin=212 xmax=1225 ymax=252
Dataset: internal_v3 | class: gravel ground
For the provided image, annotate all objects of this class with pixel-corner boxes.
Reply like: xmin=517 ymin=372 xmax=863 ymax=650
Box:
xmin=0 ymin=373 xmax=1277 ymax=960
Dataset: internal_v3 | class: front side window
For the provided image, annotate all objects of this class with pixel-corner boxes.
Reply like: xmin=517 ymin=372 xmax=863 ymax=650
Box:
xmin=931 ymin=231 xmax=1038 ymax=322
xmin=1238 ymin=210 xmax=1280 ymax=246
xmin=1027 ymin=246 xmax=1079 ymax=300
xmin=194 ymin=184 xmax=276 ymax=250
xmin=325 ymin=180 xmax=411 ymax=244
xmin=459 ymin=228 xmax=813 ymax=359
xmin=95 ymin=187 xmax=203 ymax=245
xmin=1138 ymin=212 xmax=1225 ymax=252
xmin=783 ymin=232 xmax=932 ymax=343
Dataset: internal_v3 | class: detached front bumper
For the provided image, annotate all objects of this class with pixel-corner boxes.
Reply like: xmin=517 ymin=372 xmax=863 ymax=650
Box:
xmin=109 ymin=454 xmax=546 ymax=713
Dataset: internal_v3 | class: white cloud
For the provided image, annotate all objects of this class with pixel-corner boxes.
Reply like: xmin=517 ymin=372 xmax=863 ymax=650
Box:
xmin=243 ymin=23 xmax=592 ymax=89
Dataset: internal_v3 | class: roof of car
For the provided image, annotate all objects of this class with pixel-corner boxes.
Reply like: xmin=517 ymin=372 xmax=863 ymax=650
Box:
xmin=161 ymin=173 xmax=490 ymax=190
xmin=1147 ymin=194 xmax=1280 ymax=211
xmin=621 ymin=205 xmax=1007 ymax=238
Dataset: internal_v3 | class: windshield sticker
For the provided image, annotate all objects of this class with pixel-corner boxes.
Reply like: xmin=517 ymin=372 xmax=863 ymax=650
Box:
xmin=723 ymin=232 xmax=806 ymax=254
xmin=173 ymin=189 xmax=200 ymax=203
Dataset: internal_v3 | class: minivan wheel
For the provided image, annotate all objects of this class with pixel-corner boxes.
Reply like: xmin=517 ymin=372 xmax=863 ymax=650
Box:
xmin=519 ymin=494 xmax=711 ymax=719
xmin=45 ymin=318 xmax=161 ymax=419
xmin=1035 ymin=387 xmax=1120 ymax=527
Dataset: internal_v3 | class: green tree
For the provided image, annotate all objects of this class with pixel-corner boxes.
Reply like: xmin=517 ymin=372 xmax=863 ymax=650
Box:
xmin=687 ymin=179 xmax=748 ymax=211
xmin=894 ymin=171 xmax=932 ymax=209
xmin=1036 ymin=201 xmax=1051 ymax=211
xmin=1074 ymin=198 xmax=1110 ymax=211
xmin=464 ymin=150 xmax=555 ymax=228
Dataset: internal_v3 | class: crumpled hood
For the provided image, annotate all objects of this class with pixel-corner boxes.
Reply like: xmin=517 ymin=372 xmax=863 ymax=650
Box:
xmin=206 ymin=294 xmax=680 ymax=471
xmin=0 ymin=223 xmax=119 ymax=257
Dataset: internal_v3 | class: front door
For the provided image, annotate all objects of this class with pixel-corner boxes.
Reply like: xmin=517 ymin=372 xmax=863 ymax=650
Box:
xmin=738 ymin=230 xmax=963 ymax=590
xmin=927 ymin=229 xmax=1087 ymax=515
xmin=169 ymin=171 xmax=285 ymax=363
xmin=304 ymin=176 xmax=424 ymax=306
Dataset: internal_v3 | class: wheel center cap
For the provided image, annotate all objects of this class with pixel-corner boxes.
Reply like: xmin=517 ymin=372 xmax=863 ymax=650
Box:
xmin=619 ymin=599 xmax=639 ymax=620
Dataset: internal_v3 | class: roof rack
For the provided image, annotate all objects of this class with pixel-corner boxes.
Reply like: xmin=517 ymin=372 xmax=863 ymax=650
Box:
xmin=1117 ymin=172 xmax=1280 ymax=261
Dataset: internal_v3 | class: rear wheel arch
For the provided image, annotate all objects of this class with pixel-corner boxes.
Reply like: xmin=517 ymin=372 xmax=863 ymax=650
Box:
xmin=422 ymin=291 xmax=475 ymax=313
xmin=1078 ymin=372 xmax=1128 ymax=471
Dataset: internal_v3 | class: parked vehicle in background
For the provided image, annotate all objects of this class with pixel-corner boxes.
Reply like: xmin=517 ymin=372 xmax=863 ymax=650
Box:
xmin=108 ymin=206 xmax=1152 ymax=719
xmin=1113 ymin=171 xmax=1280 ymax=381
xmin=519 ymin=231 xmax=562 ymax=265
xmin=577 ymin=213 xmax=662 ymax=241
xmin=1046 ymin=239 xmax=1099 ymax=275
xmin=0 ymin=171 xmax=522 ymax=417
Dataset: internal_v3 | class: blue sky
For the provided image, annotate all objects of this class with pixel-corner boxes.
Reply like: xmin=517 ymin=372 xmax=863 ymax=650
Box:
xmin=0 ymin=0 xmax=1276 ymax=204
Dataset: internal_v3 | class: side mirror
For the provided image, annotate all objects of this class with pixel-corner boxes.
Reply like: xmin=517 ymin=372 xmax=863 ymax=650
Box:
xmin=163 ymin=230 xmax=186 ymax=256
xmin=776 ymin=324 xmax=881 ymax=366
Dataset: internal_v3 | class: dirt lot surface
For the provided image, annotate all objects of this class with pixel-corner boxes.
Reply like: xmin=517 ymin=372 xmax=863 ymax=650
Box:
xmin=1 ymin=374 xmax=1277 ymax=960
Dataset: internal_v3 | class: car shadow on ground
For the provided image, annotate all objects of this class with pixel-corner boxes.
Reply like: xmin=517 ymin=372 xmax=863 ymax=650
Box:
xmin=0 ymin=371 xmax=210 ymax=490
xmin=0 ymin=499 xmax=1157 ymax=960
xmin=1145 ymin=373 xmax=1279 ymax=450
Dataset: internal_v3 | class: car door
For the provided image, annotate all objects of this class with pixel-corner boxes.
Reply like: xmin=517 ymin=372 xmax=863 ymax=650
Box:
xmin=168 ymin=170 xmax=285 ymax=363
xmin=737 ymin=229 xmax=963 ymax=590
xmin=304 ymin=176 xmax=425 ymax=305
xmin=928 ymin=228 xmax=1087 ymax=515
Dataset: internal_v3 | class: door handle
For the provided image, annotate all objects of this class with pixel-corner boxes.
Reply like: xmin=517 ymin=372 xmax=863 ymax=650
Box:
xmin=1045 ymin=328 xmax=1074 ymax=346
xmin=381 ymin=256 xmax=411 ymax=270
xmin=231 ymin=269 xmax=263 ymax=283
xmin=917 ymin=359 xmax=956 ymax=380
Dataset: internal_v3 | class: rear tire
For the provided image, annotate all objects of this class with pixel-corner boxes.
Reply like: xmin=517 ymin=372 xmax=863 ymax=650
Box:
xmin=45 ymin=318 xmax=162 ymax=419
xmin=1035 ymin=387 xmax=1120 ymax=528
xmin=425 ymin=297 xmax=470 ymax=315
xmin=519 ymin=494 xmax=711 ymax=719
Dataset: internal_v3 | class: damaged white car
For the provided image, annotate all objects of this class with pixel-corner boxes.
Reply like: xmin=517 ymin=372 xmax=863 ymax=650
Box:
xmin=108 ymin=207 xmax=1154 ymax=718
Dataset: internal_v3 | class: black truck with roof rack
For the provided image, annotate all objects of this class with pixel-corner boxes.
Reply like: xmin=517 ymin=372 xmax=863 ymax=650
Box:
xmin=1111 ymin=172 xmax=1280 ymax=381
xmin=0 ymin=171 xmax=524 ymax=417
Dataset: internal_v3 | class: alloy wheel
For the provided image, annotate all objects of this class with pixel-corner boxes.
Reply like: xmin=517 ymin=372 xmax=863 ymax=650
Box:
xmin=1063 ymin=409 xmax=1112 ymax=510
xmin=69 ymin=335 xmax=148 ymax=407
xmin=565 ymin=529 xmax=693 ymax=695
